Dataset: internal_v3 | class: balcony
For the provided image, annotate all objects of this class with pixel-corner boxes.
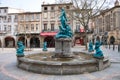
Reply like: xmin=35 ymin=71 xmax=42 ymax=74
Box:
xmin=0 ymin=30 xmax=7 ymax=36
xmin=75 ymin=29 xmax=93 ymax=34
xmin=42 ymin=29 xmax=59 ymax=32
xmin=41 ymin=29 xmax=58 ymax=37
xmin=75 ymin=29 xmax=85 ymax=33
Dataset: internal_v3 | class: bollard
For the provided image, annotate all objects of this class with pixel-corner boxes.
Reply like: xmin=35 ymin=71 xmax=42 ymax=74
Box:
xmin=109 ymin=44 xmax=110 ymax=49
xmin=118 ymin=44 xmax=120 ymax=52
xmin=106 ymin=45 xmax=107 ymax=48
xmin=113 ymin=44 xmax=115 ymax=51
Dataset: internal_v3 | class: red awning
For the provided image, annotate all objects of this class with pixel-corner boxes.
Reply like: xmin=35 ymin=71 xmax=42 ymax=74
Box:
xmin=80 ymin=29 xmax=85 ymax=32
xmin=40 ymin=32 xmax=57 ymax=36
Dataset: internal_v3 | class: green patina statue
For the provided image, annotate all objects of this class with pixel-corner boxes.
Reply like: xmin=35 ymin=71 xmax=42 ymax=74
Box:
xmin=16 ymin=41 xmax=25 ymax=57
xmin=88 ymin=40 xmax=94 ymax=52
xmin=42 ymin=41 xmax=47 ymax=51
xmin=55 ymin=8 xmax=73 ymax=39
xmin=93 ymin=41 xmax=104 ymax=59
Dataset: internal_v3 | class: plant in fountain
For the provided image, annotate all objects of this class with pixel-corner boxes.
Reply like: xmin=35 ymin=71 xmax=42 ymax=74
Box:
xmin=54 ymin=8 xmax=73 ymax=58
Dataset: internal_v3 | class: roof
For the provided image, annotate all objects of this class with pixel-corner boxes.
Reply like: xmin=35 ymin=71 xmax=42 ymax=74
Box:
xmin=42 ymin=3 xmax=73 ymax=6
xmin=0 ymin=7 xmax=8 ymax=9
xmin=18 ymin=12 xmax=41 ymax=15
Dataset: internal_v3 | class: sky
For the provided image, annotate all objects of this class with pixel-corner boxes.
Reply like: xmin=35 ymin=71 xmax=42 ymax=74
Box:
xmin=0 ymin=0 xmax=116 ymax=12
xmin=0 ymin=0 xmax=55 ymax=12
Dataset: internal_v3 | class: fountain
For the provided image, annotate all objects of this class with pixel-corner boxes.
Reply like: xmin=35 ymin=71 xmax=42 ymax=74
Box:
xmin=17 ymin=8 xmax=110 ymax=75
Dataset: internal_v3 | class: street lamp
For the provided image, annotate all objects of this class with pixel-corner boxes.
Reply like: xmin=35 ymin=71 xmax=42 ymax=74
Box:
xmin=0 ymin=16 xmax=4 ymax=50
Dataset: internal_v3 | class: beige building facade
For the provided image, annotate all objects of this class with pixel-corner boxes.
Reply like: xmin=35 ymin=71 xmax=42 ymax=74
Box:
xmin=0 ymin=7 xmax=24 ymax=48
xmin=17 ymin=12 xmax=42 ymax=48
xmin=0 ymin=3 xmax=94 ymax=48
xmin=93 ymin=0 xmax=120 ymax=44
xmin=40 ymin=3 xmax=74 ymax=47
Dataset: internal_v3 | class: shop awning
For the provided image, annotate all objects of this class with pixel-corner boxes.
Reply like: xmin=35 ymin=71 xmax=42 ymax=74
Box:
xmin=40 ymin=32 xmax=57 ymax=36
xmin=80 ymin=29 xmax=85 ymax=32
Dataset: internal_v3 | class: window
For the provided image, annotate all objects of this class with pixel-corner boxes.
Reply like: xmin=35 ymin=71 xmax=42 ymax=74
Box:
xmin=0 ymin=25 xmax=1 ymax=31
xmin=25 ymin=15 xmax=29 ymax=21
xmin=20 ymin=15 xmax=24 ymax=21
xmin=36 ymin=14 xmax=40 ymax=20
xmin=36 ymin=24 xmax=39 ymax=31
xmin=0 ymin=18 xmax=2 ymax=23
xmin=113 ymin=12 xmax=116 ymax=30
xmin=31 ymin=14 xmax=34 ymax=20
xmin=31 ymin=24 xmax=34 ymax=31
xmin=26 ymin=24 xmax=29 ymax=31
xmin=20 ymin=24 xmax=23 ymax=31
xmin=51 ymin=24 xmax=54 ymax=31
xmin=4 ymin=25 xmax=7 ymax=31
xmin=44 ymin=24 xmax=47 ymax=31
xmin=44 ymin=13 xmax=48 ymax=18
xmin=14 ymin=15 xmax=18 ymax=22
xmin=44 ymin=7 xmax=48 ymax=11
xmin=8 ymin=16 xmax=11 ymax=22
xmin=66 ymin=6 xmax=70 ymax=9
xmin=76 ymin=23 xmax=80 ymax=32
xmin=58 ymin=6 xmax=62 ymax=10
xmin=3 ymin=16 xmax=7 ymax=23
xmin=14 ymin=25 xmax=18 ymax=31
xmin=51 ymin=7 xmax=54 ymax=11
xmin=76 ymin=23 xmax=80 ymax=30
xmin=8 ymin=25 xmax=11 ymax=31
xmin=4 ymin=9 xmax=7 ymax=13
xmin=50 ymin=12 xmax=55 ymax=18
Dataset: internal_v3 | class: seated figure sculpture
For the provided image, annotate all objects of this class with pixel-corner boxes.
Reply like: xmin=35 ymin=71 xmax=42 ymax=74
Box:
xmin=16 ymin=41 xmax=25 ymax=57
xmin=42 ymin=41 xmax=47 ymax=51
xmin=93 ymin=41 xmax=104 ymax=59
xmin=55 ymin=8 xmax=73 ymax=39
xmin=88 ymin=40 xmax=94 ymax=52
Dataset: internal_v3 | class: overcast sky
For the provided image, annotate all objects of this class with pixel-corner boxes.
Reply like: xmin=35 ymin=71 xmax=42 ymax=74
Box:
xmin=0 ymin=0 xmax=116 ymax=12
xmin=0 ymin=0 xmax=55 ymax=12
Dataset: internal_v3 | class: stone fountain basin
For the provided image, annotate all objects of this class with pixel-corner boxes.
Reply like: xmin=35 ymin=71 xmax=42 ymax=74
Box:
xmin=17 ymin=52 xmax=110 ymax=75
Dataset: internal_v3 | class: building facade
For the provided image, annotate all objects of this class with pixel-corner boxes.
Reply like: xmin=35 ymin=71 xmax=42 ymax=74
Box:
xmin=0 ymin=3 xmax=94 ymax=48
xmin=0 ymin=7 xmax=24 ymax=48
xmin=17 ymin=12 xmax=41 ymax=48
xmin=40 ymin=3 xmax=74 ymax=47
xmin=93 ymin=0 xmax=120 ymax=44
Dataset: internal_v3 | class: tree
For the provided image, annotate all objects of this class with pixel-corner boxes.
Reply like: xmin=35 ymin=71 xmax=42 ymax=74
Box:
xmin=55 ymin=0 xmax=113 ymax=49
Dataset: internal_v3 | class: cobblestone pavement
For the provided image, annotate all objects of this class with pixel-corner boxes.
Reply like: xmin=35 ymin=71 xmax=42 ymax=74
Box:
xmin=0 ymin=46 xmax=120 ymax=80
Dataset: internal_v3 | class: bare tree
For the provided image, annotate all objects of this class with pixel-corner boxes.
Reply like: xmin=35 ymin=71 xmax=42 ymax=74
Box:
xmin=55 ymin=0 xmax=113 ymax=49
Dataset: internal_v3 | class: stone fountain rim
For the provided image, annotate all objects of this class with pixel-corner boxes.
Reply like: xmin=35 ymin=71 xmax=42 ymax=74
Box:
xmin=17 ymin=51 xmax=110 ymax=75
xmin=18 ymin=51 xmax=109 ymax=66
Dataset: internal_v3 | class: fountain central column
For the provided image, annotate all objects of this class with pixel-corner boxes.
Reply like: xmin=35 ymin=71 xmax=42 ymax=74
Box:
xmin=55 ymin=38 xmax=73 ymax=58
xmin=54 ymin=8 xmax=73 ymax=58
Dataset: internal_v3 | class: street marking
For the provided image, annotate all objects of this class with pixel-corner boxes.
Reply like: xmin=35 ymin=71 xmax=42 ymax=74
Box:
xmin=0 ymin=62 xmax=26 ymax=80
xmin=83 ymin=72 xmax=97 ymax=80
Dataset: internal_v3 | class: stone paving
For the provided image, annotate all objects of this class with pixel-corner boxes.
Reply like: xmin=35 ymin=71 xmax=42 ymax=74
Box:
xmin=0 ymin=46 xmax=120 ymax=80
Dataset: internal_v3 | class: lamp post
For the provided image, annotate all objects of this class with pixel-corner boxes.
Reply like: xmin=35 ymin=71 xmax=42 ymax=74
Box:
xmin=0 ymin=16 xmax=4 ymax=50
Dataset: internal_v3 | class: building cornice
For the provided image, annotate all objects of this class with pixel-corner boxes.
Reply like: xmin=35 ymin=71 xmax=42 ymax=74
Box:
xmin=42 ymin=3 xmax=73 ymax=7
xmin=18 ymin=12 xmax=42 ymax=15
